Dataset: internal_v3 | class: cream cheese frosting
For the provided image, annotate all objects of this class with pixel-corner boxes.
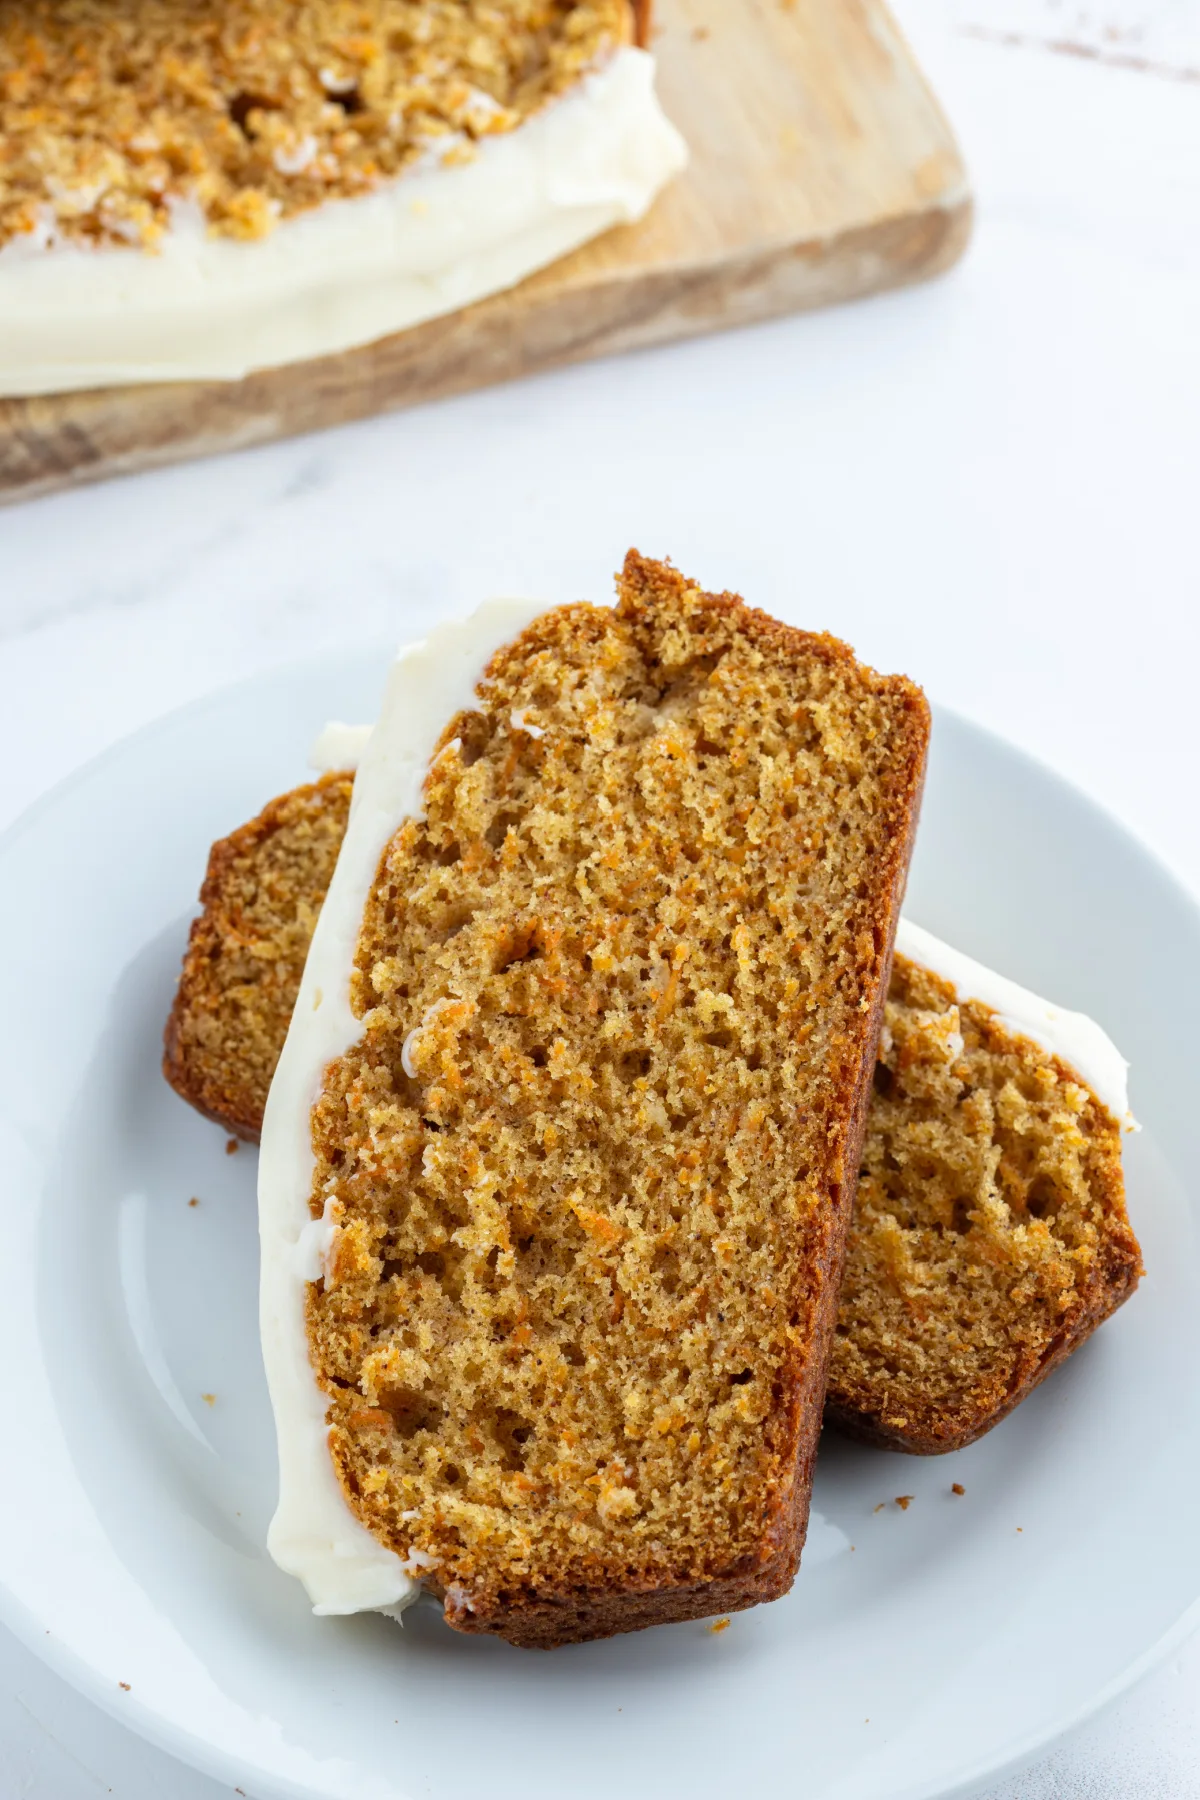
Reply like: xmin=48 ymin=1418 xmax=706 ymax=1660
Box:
xmin=260 ymin=596 xmax=554 ymax=1615
xmin=307 ymin=721 xmax=374 ymax=775
xmin=0 ymin=48 xmax=685 ymax=397
xmin=895 ymin=919 xmax=1135 ymax=1131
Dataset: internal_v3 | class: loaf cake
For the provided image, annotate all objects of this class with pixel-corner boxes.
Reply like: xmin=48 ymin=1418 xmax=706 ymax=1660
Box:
xmin=0 ymin=1 xmax=684 ymax=394
xmin=825 ymin=921 xmax=1141 ymax=1452
xmin=248 ymin=552 xmax=928 ymax=1645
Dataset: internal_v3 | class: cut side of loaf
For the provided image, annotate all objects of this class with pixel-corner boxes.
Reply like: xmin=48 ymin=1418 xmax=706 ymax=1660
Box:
xmin=163 ymin=773 xmax=353 ymax=1140
xmin=824 ymin=953 xmax=1142 ymax=1453
xmin=264 ymin=551 xmax=928 ymax=1646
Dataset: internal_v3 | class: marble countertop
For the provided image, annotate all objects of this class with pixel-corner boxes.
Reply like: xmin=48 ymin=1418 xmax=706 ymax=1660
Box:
xmin=2 ymin=1 xmax=1198 ymax=1794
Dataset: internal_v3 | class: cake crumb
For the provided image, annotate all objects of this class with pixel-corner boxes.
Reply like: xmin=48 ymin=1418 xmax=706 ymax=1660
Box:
xmin=951 ymin=1482 xmax=965 ymax=1496
xmin=201 ymin=1393 xmax=216 ymax=1407
xmin=118 ymin=1681 xmax=130 ymax=1691
xmin=188 ymin=1197 xmax=199 ymax=1208
xmin=709 ymin=1617 xmax=730 ymax=1634
xmin=873 ymin=1502 xmax=885 ymax=1514
xmin=895 ymin=1495 xmax=913 ymax=1511
xmin=0 ymin=0 xmax=630 ymax=250
xmin=828 ymin=948 xmax=1140 ymax=1455
xmin=226 ymin=1138 xmax=239 ymax=1155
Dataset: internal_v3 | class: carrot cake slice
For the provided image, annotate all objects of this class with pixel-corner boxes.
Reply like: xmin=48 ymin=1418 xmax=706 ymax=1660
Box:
xmin=825 ymin=921 xmax=1141 ymax=1453
xmin=0 ymin=0 xmax=685 ymax=394
xmin=255 ymin=551 xmax=929 ymax=1645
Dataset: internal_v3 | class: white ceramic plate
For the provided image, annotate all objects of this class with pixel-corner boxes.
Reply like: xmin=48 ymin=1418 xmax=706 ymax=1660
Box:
xmin=1 ymin=651 xmax=1197 ymax=1800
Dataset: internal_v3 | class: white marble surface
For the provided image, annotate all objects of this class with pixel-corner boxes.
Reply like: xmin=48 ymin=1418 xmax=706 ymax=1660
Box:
xmin=954 ymin=0 xmax=1200 ymax=77
xmin=1 ymin=1 xmax=1198 ymax=1794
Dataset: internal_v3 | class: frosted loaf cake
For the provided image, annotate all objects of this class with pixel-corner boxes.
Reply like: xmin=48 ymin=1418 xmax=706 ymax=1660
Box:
xmin=253 ymin=551 xmax=929 ymax=1643
xmin=0 ymin=1 xmax=686 ymax=394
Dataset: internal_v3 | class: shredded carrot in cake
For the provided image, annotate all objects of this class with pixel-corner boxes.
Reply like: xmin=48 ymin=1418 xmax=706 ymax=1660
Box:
xmin=827 ymin=955 xmax=1140 ymax=1451
xmin=0 ymin=0 xmax=629 ymax=249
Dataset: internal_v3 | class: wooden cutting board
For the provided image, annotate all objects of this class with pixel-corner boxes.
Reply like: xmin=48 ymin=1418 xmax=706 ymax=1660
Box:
xmin=0 ymin=0 xmax=970 ymax=505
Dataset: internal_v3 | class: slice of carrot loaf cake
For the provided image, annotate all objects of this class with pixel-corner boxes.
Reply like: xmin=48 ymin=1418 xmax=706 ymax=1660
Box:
xmin=254 ymin=551 xmax=929 ymax=1645
xmin=0 ymin=0 xmax=685 ymax=394
xmin=825 ymin=921 xmax=1141 ymax=1454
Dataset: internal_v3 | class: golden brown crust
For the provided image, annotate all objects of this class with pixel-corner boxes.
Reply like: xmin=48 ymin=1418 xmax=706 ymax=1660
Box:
xmin=823 ymin=1254 xmax=1141 ymax=1456
xmin=443 ymin=1546 xmax=796 ymax=1648
xmin=163 ymin=772 xmax=354 ymax=1141
xmin=303 ymin=550 xmax=929 ymax=1645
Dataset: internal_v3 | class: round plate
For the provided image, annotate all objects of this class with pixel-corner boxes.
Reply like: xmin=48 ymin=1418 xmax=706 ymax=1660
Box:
xmin=1 ymin=652 xmax=1197 ymax=1800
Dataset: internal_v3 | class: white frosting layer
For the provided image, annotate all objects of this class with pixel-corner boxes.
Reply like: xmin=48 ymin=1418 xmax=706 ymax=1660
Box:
xmin=0 ymin=48 xmax=685 ymax=396
xmin=259 ymin=597 xmax=554 ymax=1616
xmin=308 ymin=721 xmax=374 ymax=775
xmin=895 ymin=919 xmax=1135 ymax=1130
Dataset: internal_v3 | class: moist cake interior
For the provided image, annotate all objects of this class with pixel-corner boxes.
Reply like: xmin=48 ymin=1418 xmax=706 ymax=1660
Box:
xmin=303 ymin=565 xmax=926 ymax=1626
xmin=2 ymin=0 xmax=632 ymax=249
xmin=827 ymin=954 xmax=1140 ymax=1450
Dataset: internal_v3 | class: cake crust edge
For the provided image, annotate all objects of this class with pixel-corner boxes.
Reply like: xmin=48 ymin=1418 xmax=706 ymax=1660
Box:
xmin=162 ymin=773 xmax=352 ymax=1143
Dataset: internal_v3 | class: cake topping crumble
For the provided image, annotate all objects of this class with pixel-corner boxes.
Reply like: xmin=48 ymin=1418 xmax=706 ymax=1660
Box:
xmin=0 ymin=0 xmax=629 ymax=251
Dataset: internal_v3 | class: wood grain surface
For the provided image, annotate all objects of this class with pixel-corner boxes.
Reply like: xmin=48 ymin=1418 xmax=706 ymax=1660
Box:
xmin=0 ymin=0 xmax=971 ymax=505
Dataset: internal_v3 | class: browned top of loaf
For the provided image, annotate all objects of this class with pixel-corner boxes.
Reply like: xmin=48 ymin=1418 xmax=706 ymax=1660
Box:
xmin=1 ymin=0 xmax=633 ymax=250
xmin=304 ymin=550 xmax=929 ymax=1643
xmin=163 ymin=772 xmax=353 ymax=1140
xmin=825 ymin=954 xmax=1142 ymax=1454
